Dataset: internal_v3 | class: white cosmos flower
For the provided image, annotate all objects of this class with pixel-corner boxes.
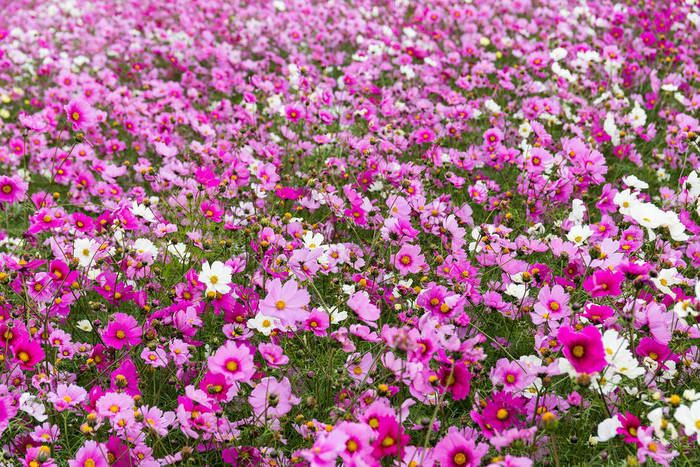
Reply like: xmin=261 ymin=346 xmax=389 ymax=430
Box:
xmin=247 ymin=313 xmax=281 ymax=336
xmin=19 ymin=393 xmax=48 ymax=422
xmin=601 ymin=329 xmax=644 ymax=379
xmin=652 ymin=268 xmax=681 ymax=296
xmin=567 ymin=224 xmax=593 ymax=245
xmin=629 ymin=203 xmax=663 ymax=229
xmin=627 ymin=103 xmax=647 ymax=128
xmin=674 ymin=401 xmax=700 ymax=444
xmin=167 ymin=243 xmax=190 ymax=262
xmin=302 ymin=231 xmax=325 ymax=250
xmin=131 ymin=201 xmax=156 ymax=223
xmin=133 ymin=238 xmax=158 ymax=258
xmin=550 ymin=47 xmax=567 ymax=61
xmin=77 ymin=320 xmax=92 ymax=332
xmin=604 ymin=112 xmax=620 ymax=145
xmin=594 ymin=416 xmax=622 ymax=442
xmin=613 ymin=189 xmax=639 ymax=216
xmin=622 ymin=175 xmax=649 ymax=190
xmin=567 ymin=199 xmax=586 ymax=225
xmin=73 ymin=238 xmax=99 ymax=268
xmin=198 ymin=261 xmax=232 ymax=296
xmin=648 ymin=407 xmax=678 ymax=440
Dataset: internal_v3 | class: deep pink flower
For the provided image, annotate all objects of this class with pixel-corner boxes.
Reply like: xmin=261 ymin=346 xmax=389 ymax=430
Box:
xmin=11 ymin=337 xmax=45 ymax=370
xmin=64 ymin=97 xmax=97 ymax=130
xmin=439 ymin=361 xmax=472 ymax=401
xmin=0 ymin=175 xmax=29 ymax=204
xmin=304 ymin=309 xmax=330 ymax=336
xmin=616 ymin=412 xmax=642 ymax=445
xmin=557 ymin=325 xmax=607 ymax=374
xmin=101 ymin=313 xmax=142 ymax=350
xmin=583 ymin=269 xmax=624 ymax=297
xmin=370 ymin=415 xmax=410 ymax=458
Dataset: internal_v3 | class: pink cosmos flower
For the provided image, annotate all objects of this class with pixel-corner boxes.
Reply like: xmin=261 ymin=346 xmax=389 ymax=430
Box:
xmin=557 ymin=325 xmax=607 ymax=374
xmin=346 ymin=352 xmax=376 ymax=383
xmin=433 ymin=431 xmax=489 ymax=467
xmin=248 ymin=376 xmax=299 ymax=418
xmin=199 ymin=371 xmax=236 ymax=402
xmin=637 ymin=426 xmax=677 ymax=466
xmin=0 ymin=175 xmax=29 ymax=205
xmin=347 ymin=291 xmax=381 ymax=326
xmin=616 ymin=412 xmax=642 ymax=445
xmin=304 ymin=309 xmax=330 ymax=336
xmin=259 ymin=278 xmax=310 ymax=325
xmin=301 ymin=429 xmax=348 ymax=466
xmin=0 ymin=394 xmax=18 ymax=436
xmin=392 ymin=243 xmax=425 ymax=274
xmin=138 ymin=405 xmax=176 ymax=437
xmin=335 ymin=421 xmax=373 ymax=463
xmin=258 ymin=343 xmax=289 ymax=367
xmin=96 ymin=392 xmax=135 ymax=419
xmin=101 ymin=313 xmax=142 ymax=350
xmin=490 ymin=358 xmax=534 ymax=392
xmin=532 ymin=284 xmax=570 ymax=325
xmin=208 ymin=341 xmax=256 ymax=383
xmin=110 ymin=359 xmax=140 ymax=396
xmin=48 ymin=384 xmax=87 ymax=412
xmin=285 ymin=104 xmax=305 ymax=123
xmin=64 ymin=97 xmax=97 ymax=130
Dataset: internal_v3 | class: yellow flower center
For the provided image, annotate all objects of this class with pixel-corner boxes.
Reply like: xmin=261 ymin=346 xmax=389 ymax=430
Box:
xmin=572 ymin=345 xmax=585 ymax=358
xmin=276 ymin=300 xmax=286 ymax=310
xmin=226 ymin=360 xmax=239 ymax=372
xmin=454 ymin=452 xmax=467 ymax=465
xmin=381 ymin=436 xmax=395 ymax=447
xmin=496 ymin=408 xmax=509 ymax=420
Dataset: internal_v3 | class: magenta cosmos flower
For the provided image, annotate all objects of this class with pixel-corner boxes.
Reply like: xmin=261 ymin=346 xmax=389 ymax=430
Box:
xmin=392 ymin=243 xmax=425 ymax=274
xmin=101 ymin=313 xmax=142 ymax=350
xmin=433 ymin=431 xmax=489 ymax=467
xmin=208 ymin=341 xmax=256 ymax=383
xmin=583 ymin=269 xmax=624 ymax=297
xmin=557 ymin=325 xmax=607 ymax=374
xmin=0 ymin=175 xmax=29 ymax=205
xmin=11 ymin=337 xmax=45 ymax=370
xmin=64 ymin=97 xmax=97 ymax=130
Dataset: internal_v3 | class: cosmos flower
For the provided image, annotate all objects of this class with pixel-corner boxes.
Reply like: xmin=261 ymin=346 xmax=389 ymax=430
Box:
xmin=64 ymin=97 xmax=97 ymax=130
xmin=0 ymin=175 xmax=29 ymax=205
xmin=101 ymin=313 xmax=142 ymax=350
xmin=557 ymin=325 xmax=607 ymax=374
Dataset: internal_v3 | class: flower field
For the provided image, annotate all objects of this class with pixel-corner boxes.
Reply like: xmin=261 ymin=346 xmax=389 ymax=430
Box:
xmin=0 ymin=0 xmax=699 ymax=465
